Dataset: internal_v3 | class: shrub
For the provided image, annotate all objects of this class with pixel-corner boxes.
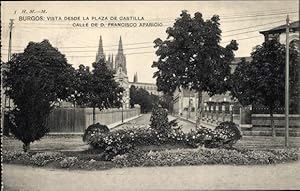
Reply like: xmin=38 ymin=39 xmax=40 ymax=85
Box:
xmin=204 ymin=121 xmax=242 ymax=148
xmin=2 ymin=151 xmax=64 ymax=166
xmin=112 ymin=148 xmax=299 ymax=167
xmin=2 ymin=150 xmax=31 ymax=163
xmin=83 ymin=123 xmax=109 ymax=142
xmin=150 ymin=105 xmax=171 ymax=137
xmin=167 ymin=126 xmax=186 ymax=144
xmin=31 ymin=152 xmax=64 ymax=166
xmin=87 ymin=128 xmax=136 ymax=160
xmin=60 ymin=157 xmax=79 ymax=168
xmin=185 ymin=127 xmax=213 ymax=148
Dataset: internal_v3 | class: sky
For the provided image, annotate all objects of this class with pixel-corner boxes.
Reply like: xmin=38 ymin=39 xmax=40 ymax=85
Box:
xmin=1 ymin=1 xmax=299 ymax=83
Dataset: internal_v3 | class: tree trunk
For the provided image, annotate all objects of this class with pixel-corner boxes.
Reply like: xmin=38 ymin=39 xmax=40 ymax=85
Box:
xmin=93 ymin=107 xmax=96 ymax=124
xmin=196 ymin=91 xmax=202 ymax=128
xmin=23 ymin=142 xmax=30 ymax=152
xmin=270 ymin=109 xmax=276 ymax=137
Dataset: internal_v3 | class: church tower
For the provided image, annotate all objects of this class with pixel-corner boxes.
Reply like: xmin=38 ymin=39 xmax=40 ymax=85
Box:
xmin=115 ymin=36 xmax=127 ymax=74
xmin=96 ymin=36 xmax=114 ymax=70
xmin=95 ymin=35 xmax=105 ymax=62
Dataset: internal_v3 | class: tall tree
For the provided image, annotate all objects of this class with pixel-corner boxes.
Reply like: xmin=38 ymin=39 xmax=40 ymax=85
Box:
xmin=230 ymin=39 xmax=299 ymax=136
xmin=152 ymin=10 xmax=238 ymax=126
xmin=71 ymin=64 xmax=92 ymax=107
xmin=3 ymin=40 xmax=74 ymax=151
xmin=80 ymin=59 xmax=124 ymax=124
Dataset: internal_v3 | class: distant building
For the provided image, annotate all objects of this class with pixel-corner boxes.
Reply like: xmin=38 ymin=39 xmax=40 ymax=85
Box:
xmin=259 ymin=21 xmax=300 ymax=46
xmin=129 ymin=73 xmax=163 ymax=96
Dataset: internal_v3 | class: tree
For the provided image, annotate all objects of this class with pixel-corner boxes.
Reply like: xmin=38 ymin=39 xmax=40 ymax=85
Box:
xmin=152 ymin=10 xmax=238 ymax=126
xmin=76 ymin=59 xmax=124 ymax=124
xmin=129 ymin=85 xmax=138 ymax=108
xmin=129 ymin=85 xmax=159 ymax=113
xmin=230 ymin=39 xmax=299 ymax=137
xmin=3 ymin=40 xmax=74 ymax=152
xmin=159 ymin=94 xmax=174 ymax=113
xmin=72 ymin=64 xmax=92 ymax=107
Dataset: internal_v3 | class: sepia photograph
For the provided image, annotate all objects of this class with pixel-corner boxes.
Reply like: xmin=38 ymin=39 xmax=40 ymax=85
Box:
xmin=1 ymin=0 xmax=300 ymax=190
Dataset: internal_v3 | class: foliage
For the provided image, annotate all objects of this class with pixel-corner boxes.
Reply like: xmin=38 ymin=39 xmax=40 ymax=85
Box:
xmin=83 ymin=123 xmax=110 ymax=142
xmin=31 ymin=152 xmax=64 ymax=166
xmin=129 ymin=85 xmax=159 ymax=113
xmin=205 ymin=121 xmax=242 ymax=148
xmin=186 ymin=127 xmax=213 ymax=148
xmin=159 ymin=94 xmax=174 ymax=113
xmin=3 ymin=150 xmax=64 ymax=166
xmin=3 ymin=40 xmax=75 ymax=151
xmin=71 ymin=64 xmax=92 ymax=107
xmin=60 ymin=157 xmax=79 ymax=168
xmin=150 ymin=105 xmax=173 ymax=138
xmin=2 ymin=150 xmax=31 ymax=163
xmin=72 ymin=59 xmax=124 ymax=123
xmin=89 ymin=59 xmax=124 ymax=110
xmin=231 ymin=40 xmax=299 ymax=110
xmin=112 ymin=148 xmax=299 ymax=167
xmin=230 ymin=40 xmax=300 ymax=135
xmin=152 ymin=10 xmax=238 ymax=96
xmin=85 ymin=120 xmax=242 ymax=160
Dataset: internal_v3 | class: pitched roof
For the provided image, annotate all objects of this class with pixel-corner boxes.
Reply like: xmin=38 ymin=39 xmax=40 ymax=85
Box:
xmin=260 ymin=21 xmax=300 ymax=34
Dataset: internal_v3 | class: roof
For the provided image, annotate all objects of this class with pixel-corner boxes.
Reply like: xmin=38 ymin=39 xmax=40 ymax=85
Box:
xmin=260 ymin=21 xmax=300 ymax=35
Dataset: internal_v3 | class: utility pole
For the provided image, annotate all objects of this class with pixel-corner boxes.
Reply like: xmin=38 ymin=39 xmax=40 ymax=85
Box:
xmin=8 ymin=19 xmax=14 ymax=61
xmin=285 ymin=15 xmax=290 ymax=147
xmin=6 ymin=19 xmax=14 ymax=109
xmin=2 ymin=19 xmax=14 ymax=136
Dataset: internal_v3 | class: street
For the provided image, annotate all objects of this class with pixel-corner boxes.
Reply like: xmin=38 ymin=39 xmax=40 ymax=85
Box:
xmin=114 ymin=113 xmax=197 ymax=133
xmin=3 ymin=160 xmax=300 ymax=191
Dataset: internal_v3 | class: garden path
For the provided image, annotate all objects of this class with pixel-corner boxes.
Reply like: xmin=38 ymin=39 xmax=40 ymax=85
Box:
xmin=3 ymin=159 xmax=300 ymax=191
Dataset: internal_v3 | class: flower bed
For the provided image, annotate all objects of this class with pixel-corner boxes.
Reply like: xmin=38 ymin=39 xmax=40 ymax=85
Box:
xmin=2 ymin=150 xmax=114 ymax=170
xmin=2 ymin=148 xmax=299 ymax=169
xmin=112 ymin=148 xmax=299 ymax=167
xmin=85 ymin=121 xmax=242 ymax=160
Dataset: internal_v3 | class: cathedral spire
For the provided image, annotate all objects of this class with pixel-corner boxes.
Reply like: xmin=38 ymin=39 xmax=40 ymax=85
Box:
xmin=96 ymin=35 xmax=105 ymax=62
xmin=118 ymin=36 xmax=123 ymax=54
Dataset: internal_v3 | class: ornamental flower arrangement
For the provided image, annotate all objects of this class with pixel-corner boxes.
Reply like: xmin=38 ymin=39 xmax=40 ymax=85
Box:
xmin=185 ymin=127 xmax=213 ymax=148
xmin=205 ymin=121 xmax=242 ymax=148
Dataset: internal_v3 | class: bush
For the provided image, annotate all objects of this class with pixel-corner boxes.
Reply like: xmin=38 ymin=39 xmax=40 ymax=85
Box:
xmin=60 ymin=157 xmax=79 ymax=168
xmin=112 ymin=148 xmax=299 ymax=167
xmin=150 ymin=105 xmax=171 ymax=138
xmin=2 ymin=150 xmax=31 ymax=163
xmin=83 ymin=123 xmax=109 ymax=142
xmin=31 ymin=152 xmax=64 ymax=166
xmin=185 ymin=127 xmax=213 ymax=148
xmin=205 ymin=121 xmax=242 ymax=148
xmin=2 ymin=150 xmax=64 ymax=166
